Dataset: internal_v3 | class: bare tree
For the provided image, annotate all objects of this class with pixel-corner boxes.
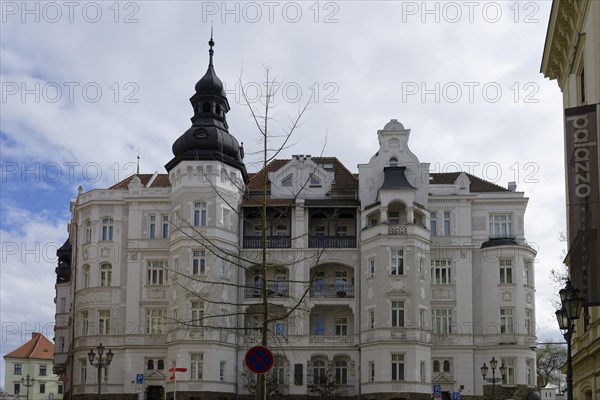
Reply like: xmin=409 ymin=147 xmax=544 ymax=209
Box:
xmin=307 ymin=361 xmax=341 ymax=399
xmin=536 ymin=340 xmax=567 ymax=390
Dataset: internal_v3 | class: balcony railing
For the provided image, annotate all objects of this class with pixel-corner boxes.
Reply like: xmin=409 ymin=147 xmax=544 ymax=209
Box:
xmin=308 ymin=236 xmax=356 ymax=248
xmin=388 ymin=225 xmax=407 ymax=235
xmin=243 ymin=236 xmax=291 ymax=248
xmin=244 ymin=283 xmax=289 ymax=298
xmin=308 ymin=335 xmax=355 ymax=344
xmin=310 ymin=283 xmax=354 ymax=298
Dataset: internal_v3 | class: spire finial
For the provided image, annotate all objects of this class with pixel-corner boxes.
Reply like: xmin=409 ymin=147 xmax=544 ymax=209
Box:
xmin=208 ymin=25 xmax=214 ymax=66
xmin=136 ymin=148 xmax=140 ymax=175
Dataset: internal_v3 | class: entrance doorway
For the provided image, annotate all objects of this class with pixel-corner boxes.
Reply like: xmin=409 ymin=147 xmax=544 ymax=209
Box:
xmin=146 ymin=385 xmax=164 ymax=400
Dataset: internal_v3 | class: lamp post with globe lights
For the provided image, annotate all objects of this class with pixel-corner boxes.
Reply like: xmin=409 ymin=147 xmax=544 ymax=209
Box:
xmin=87 ymin=343 xmax=114 ymax=400
xmin=481 ymin=357 xmax=506 ymax=400
xmin=555 ymin=280 xmax=584 ymax=400
xmin=20 ymin=374 xmax=34 ymax=400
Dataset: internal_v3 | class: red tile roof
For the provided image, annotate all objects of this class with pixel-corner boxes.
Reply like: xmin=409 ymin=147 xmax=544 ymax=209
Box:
xmin=430 ymin=172 xmax=509 ymax=192
xmin=3 ymin=333 xmax=54 ymax=360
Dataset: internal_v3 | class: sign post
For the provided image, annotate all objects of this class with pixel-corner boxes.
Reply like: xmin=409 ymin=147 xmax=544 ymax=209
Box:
xmin=168 ymin=367 xmax=187 ymax=400
xmin=245 ymin=346 xmax=274 ymax=374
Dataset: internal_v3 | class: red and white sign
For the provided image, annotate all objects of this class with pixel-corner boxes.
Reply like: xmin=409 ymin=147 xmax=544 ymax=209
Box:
xmin=168 ymin=367 xmax=187 ymax=373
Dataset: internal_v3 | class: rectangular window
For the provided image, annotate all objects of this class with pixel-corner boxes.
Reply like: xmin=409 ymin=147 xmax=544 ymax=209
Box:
xmin=39 ymin=383 xmax=45 ymax=394
xmin=147 ymin=261 xmax=167 ymax=285
xmin=500 ymin=308 xmax=514 ymax=334
xmin=335 ymin=317 xmax=348 ymax=336
xmin=431 ymin=259 xmax=451 ymax=284
xmin=100 ymin=264 xmax=112 ymax=287
xmin=391 ymin=354 xmax=405 ymax=381
xmin=369 ymin=361 xmax=375 ymax=382
xmin=336 ymin=225 xmax=348 ymax=236
xmin=275 ymin=224 xmax=288 ymax=236
xmin=14 ymin=364 xmax=21 ymax=375
xmin=273 ymin=364 xmax=285 ymax=385
xmin=390 ymin=249 xmax=403 ymax=275
xmin=502 ymin=358 xmax=516 ymax=385
xmin=443 ymin=211 xmax=451 ymax=235
xmin=98 ymin=310 xmax=110 ymax=335
xmin=222 ymin=208 xmax=231 ymax=230
xmin=430 ymin=211 xmax=437 ymax=236
xmin=490 ymin=214 xmax=513 ymax=238
xmin=369 ymin=218 xmax=378 ymax=227
xmin=101 ymin=218 xmax=113 ymax=241
xmin=524 ymin=260 xmax=531 ymax=285
xmin=391 ymin=301 xmax=404 ymax=327
xmin=192 ymin=250 xmax=206 ymax=275
xmin=220 ymin=259 xmax=228 ymax=278
xmin=388 ymin=211 xmax=400 ymax=225
xmin=190 ymin=353 xmax=203 ymax=380
xmin=146 ymin=309 xmax=166 ymax=334
xmin=79 ymin=359 xmax=87 ymax=384
xmin=194 ymin=202 xmax=207 ymax=226
xmin=420 ymin=361 xmax=426 ymax=383
xmin=368 ymin=257 xmax=375 ymax=278
xmin=294 ymin=364 xmax=303 ymax=385
xmin=219 ymin=361 xmax=226 ymax=381
xmin=369 ymin=309 xmax=375 ymax=329
xmin=149 ymin=215 xmax=156 ymax=239
xmin=313 ymin=316 xmax=325 ymax=335
xmin=335 ymin=360 xmax=347 ymax=384
xmin=432 ymin=309 xmax=452 ymax=334
xmin=419 ymin=309 xmax=426 ymax=330
xmin=83 ymin=265 xmax=90 ymax=289
xmin=499 ymin=259 xmax=513 ymax=284
xmin=191 ymin=301 xmax=204 ymax=327
xmin=314 ymin=225 xmax=326 ymax=236
xmin=14 ymin=384 xmax=20 ymax=395
xmin=162 ymin=215 xmax=169 ymax=239
xmin=526 ymin=359 xmax=534 ymax=386
xmin=81 ymin=311 xmax=89 ymax=336
xmin=275 ymin=322 xmax=286 ymax=336
xmin=58 ymin=385 xmax=63 ymax=394
xmin=525 ymin=309 xmax=533 ymax=335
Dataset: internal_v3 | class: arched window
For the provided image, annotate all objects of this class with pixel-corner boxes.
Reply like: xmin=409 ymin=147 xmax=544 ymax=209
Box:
xmin=389 ymin=157 xmax=398 ymax=167
xmin=84 ymin=221 xmax=92 ymax=243
xmin=443 ymin=360 xmax=451 ymax=373
xmin=157 ymin=360 xmax=164 ymax=370
xmin=433 ymin=360 xmax=440 ymax=373
xmin=334 ymin=359 xmax=348 ymax=384
xmin=202 ymin=102 xmax=211 ymax=113
xmin=312 ymin=359 xmax=327 ymax=384
xmin=147 ymin=359 xmax=154 ymax=370
xmin=101 ymin=218 xmax=113 ymax=241
xmin=193 ymin=201 xmax=207 ymax=226
xmin=82 ymin=265 xmax=90 ymax=289
xmin=100 ymin=264 xmax=112 ymax=287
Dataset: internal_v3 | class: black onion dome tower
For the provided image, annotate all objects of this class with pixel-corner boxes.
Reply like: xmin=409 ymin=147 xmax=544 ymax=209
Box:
xmin=165 ymin=34 xmax=249 ymax=183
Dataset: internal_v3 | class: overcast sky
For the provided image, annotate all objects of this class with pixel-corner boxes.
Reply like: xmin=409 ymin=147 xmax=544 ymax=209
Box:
xmin=1 ymin=0 xmax=567 ymax=388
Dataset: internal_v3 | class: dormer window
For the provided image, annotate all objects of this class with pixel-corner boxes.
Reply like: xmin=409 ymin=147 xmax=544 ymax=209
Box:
xmin=215 ymin=104 xmax=221 ymax=115
xmin=389 ymin=157 xmax=398 ymax=167
xmin=310 ymin=174 xmax=321 ymax=186
xmin=281 ymin=175 xmax=292 ymax=187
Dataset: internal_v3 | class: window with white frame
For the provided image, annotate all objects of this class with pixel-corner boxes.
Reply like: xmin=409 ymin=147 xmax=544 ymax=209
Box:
xmin=369 ymin=361 xmax=375 ymax=382
xmin=335 ymin=317 xmax=348 ymax=336
xmin=368 ymin=257 xmax=375 ymax=278
xmin=192 ymin=250 xmax=206 ymax=275
xmin=190 ymin=353 xmax=203 ymax=380
xmin=312 ymin=359 xmax=327 ymax=384
xmin=281 ymin=174 xmax=292 ymax=187
xmin=525 ymin=309 xmax=534 ymax=335
xmin=432 ymin=309 xmax=452 ymax=334
xmin=219 ymin=361 xmax=226 ymax=381
xmin=81 ymin=311 xmax=89 ymax=336
xmin=443 ymin=360 xmax=451 ymax=373
xmin=193 ymin=201 xmax=207 ymax=226
xmin=313 ymin=315 xmax=325 ymax=336
xmin=431 ymin=259 xmax=451 ymax=284
xmin=146 ymin=309 xmax=166 ymax=334
xmin=84 ymin=221 xmax=92 ymax=243
xmin=391 ymin=354 xmax=404 ymax=381
xmin=272 ymin=358 xmax=286 ymax=384
xmin=275 ymin=322 xmax=286 ymax=336
xmin=420 ymin=361 xmax=426 ymax=383
xmin=82 ymin=264 xmax=90 ymax=289
xmin=98 ymin=310 xmax=110 ymax=335
xmin=391 ymin=301 xmax=404 ymax=327
xmin=499 ymin=259 xmax=513 ymax=284
xmin=14 ymin=363 xmax=22 ymax=375
xmin=526 ymin=359 xmax=534 ymax=386
xmin=147 ymin=261 xmax=167 ymax=285
xmin=314 ymin=225 xmax=326 ymax=236
xmin=39 ymin=365 xmax=47 ymax=376
xmin=443 ymin=211 xmax=451 ymax=235
xmin=101 ymin=218 xmax=113 ymax=241
xmin=162 ymin=215 xmax=169 ymax=238
xmin=79 ymin=359 xmax=87 ymax=384
xmin=220 ymin=259 xmax=228 ymax=278
xmin=388 ymin=211 xmax=400 ymax=225
xmin=369 ymin=309 xmax=375 ymax=329
xmin=502 ymin=358 xmax=516 ymax=385
xmin=490 ymin=213 xmax=513 ymax=238
xmin=500 ymin=308 xmax=514 ymax=334
xmin=430 ymin=211 xmax=437 ymax=236
xmin=419 ymin=309 xmax=426 ymax=330
xmin=100 ymin=263 xmax=112 ymax=287
xmin=336 ymin=225 xmax=348 ymax=236
xmin=275 ymin=224 xmax=288 ymax=236
xmin=148 ymin=215 xmax=157 ymax=239
xmin=524 ymin=260 xmax=531 ymax=286
xmin=335 ymin=359 xmax=348 ymax=385
xmin=390 ymin=249 xmax=403 ymax=275
xmin=190 ymin=301 xmax=204 ymax=327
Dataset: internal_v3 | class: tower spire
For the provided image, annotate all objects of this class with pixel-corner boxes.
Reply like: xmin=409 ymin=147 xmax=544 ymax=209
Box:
xmin=208 ymin=26 xmax=214 ymax=67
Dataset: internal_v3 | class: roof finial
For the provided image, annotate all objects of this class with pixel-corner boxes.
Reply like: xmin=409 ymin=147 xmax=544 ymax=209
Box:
xmin=208 ymin=25 xmax=214 ymax=66
xmin=136 ymin=148 xmax=140 ymax=175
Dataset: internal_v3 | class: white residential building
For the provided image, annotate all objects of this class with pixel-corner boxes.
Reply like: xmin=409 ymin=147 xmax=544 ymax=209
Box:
xmin=53 ymin=38 xmax=538 ymax=400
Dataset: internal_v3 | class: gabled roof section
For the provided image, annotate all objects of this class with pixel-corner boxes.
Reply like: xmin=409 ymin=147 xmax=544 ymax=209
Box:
xmin=246 ymin=157 xmax=358 ymax=197
xmin=109 ymin=174 xmax=171 ymax=190
xmin=4 ymin=332 xmax=54 ymax=360
xmin=430 ymin=172 xmax=508 ymax=192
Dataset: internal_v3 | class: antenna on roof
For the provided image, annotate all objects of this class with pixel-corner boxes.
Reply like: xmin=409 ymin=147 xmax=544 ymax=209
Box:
xmin=136 ymin=148 xmax=140 ymax=175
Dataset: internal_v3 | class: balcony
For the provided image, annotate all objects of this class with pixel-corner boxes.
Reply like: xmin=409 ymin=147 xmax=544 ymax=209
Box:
xmin=388 ymin=225 xmax=407 ymax=235
xmin=244 ymin=282 xmax=289 ymax=298
xmin=243 ymin=236 xmax=291 ymax=249
xmin=308 ymin=335 xmax=355 ymax=345
xmin=310 ymin=283 xmax=354 ymax=298
xmin=308 ymin=236 xmax=356 ymax=248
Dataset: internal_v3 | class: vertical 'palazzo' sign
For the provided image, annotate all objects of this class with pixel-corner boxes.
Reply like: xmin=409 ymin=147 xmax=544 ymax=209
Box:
xmin=565 ymin=104 xmax=600 ymax=305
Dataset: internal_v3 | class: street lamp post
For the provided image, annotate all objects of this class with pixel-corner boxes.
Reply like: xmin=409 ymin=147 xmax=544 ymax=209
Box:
xmin=555 ymin=280 xmax=584 ymax=400
xmin=481 ymin=357 xmax=507 ymax=400
xmin=88 ymin=343 xmax=114 ymax=400
xmin=20 ymin=374 xmax=35 ymax=400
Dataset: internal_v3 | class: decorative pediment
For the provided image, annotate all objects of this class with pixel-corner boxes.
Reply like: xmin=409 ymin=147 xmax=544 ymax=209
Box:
xmin=432 ymin=373 xmax=455 ymax=383
xmin=145 ymin=370 xmax=166 ymax=380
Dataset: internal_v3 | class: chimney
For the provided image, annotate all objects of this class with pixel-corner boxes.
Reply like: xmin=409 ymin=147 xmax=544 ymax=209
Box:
xmin=508 ymin=181 xmax=517 ymax=192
